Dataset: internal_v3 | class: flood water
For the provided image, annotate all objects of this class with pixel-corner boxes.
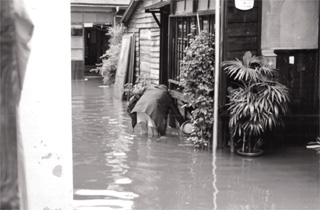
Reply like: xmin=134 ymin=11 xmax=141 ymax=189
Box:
xmin=72 ymin=78 xmax=320 ymax=210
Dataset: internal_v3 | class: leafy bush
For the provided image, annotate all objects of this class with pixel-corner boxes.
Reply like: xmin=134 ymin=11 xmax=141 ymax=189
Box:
xmin=91 ymin=25 xmax=126 ymax=85
xmin=180 ymin=30 xmax=215 ymax=148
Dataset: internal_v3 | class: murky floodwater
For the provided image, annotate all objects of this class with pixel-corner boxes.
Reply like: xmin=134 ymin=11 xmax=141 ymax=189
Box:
xmin=72 ymin=78 xmax=320 ymax=210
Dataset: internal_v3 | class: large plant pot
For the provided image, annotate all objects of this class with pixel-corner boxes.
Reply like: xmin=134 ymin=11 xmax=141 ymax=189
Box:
xmin=236 ymin=148 xmax=263 ymax=157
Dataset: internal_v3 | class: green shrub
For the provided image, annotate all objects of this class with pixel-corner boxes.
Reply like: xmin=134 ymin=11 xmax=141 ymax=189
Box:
xmin=92 ymin=25 xmax=126 ymax=85
xmin=180 ymin=30 xmax=215 ymax=148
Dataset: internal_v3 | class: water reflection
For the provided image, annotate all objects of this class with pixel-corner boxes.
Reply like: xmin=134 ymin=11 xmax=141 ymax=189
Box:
xmin=73 ymin=78 xmax=319 ymax=210
xmin=72 ymin=79 xmax=214 ymax=210
xmin=215 ymin=149 xmax=319 ymax=210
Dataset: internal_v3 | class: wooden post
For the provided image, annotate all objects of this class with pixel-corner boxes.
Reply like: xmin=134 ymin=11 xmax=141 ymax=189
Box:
xmin=318 ymin=0 xmax=320 ymax=138
xmin=196 ymin=12 xmax=201 ymax=33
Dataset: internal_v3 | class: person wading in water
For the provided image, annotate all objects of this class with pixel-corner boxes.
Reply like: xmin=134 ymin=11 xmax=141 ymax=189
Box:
xmin=127 ymin=84 xmax=185 ymax=136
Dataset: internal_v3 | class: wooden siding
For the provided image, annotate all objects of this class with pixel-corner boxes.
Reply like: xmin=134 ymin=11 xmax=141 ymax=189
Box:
xmin=275 ymin=49 xmax=319 ymax=115
xmin=223 ymin=0 xmax=262 ymax=60
xmin=125 ymin=0 xmax=161 ymax=84
xmin=269 ymin=50 xmax=318 ymax=145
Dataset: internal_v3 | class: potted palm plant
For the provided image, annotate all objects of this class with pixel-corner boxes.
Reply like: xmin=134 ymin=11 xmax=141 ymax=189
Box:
xmin=222 ymin=51 xmax=290 ymax=156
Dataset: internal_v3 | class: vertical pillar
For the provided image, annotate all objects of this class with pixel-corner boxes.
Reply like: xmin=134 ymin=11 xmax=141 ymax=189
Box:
xmin=19 ymin=0 xmax=73 ymax=209
xmin=1 ymin=0 xmax=21 ymax=208
xmin=318 ymin=0 xmax=320 ymax=137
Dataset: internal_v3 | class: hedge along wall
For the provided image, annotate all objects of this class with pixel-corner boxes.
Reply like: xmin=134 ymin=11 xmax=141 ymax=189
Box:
xmin=261 ymin=0 xmax=319 ymax=50
xmin=125 ymin=0 xmax=161 ymax=84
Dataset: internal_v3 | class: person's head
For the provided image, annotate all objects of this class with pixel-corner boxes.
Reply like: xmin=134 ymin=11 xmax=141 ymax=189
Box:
xmin=157 ymin=84 xmax=168 ymax=92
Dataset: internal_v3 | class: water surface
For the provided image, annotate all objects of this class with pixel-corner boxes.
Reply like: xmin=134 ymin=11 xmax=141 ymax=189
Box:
xmin=72 ymin=78 xmax=319 ymax=210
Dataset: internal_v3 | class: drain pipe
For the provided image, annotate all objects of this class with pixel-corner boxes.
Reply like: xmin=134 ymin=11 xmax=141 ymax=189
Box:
xmin=213 ymin=0 xmax=221 ymax=152
xmin=212 ymin=2 xmax=221 ymax=209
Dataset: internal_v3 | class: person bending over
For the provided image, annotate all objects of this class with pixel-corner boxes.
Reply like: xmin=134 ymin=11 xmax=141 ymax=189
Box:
xmin=127 ymin=84 xmax=185 ymax=136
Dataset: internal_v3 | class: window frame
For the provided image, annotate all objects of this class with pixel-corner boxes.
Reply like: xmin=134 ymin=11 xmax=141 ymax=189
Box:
xmin=168 ymin=14 xmax=215 ymax=85
xmin=172 ymin=0 xmax=215 ymax=15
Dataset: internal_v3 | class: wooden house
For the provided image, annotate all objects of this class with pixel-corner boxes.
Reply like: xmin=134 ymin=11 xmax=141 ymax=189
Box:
xmin=121 ymin=0 xmax=320 ymax=147
xmin=121 ymin=0 xmax=167 ymax=84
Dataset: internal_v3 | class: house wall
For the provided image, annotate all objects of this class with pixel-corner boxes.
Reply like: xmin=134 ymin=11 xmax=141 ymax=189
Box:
xmin=125 ymin=0 xmax=161 ymax=84
xmin=223 ymin=0 xmax=262 ymax=60
xmin=18 ymin=0 xmax=73 ymax=209
xmin=261 ymin=0 xmax=319 ymax=51
xmin=261 ymin=0 xmax=320 ymax=144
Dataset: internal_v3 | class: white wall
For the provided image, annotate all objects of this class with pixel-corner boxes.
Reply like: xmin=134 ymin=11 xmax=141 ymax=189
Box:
xmin=261 ymin=0 xmax=319 ymax=50
xmin=19 ymin=0 xmax=73 ymax=209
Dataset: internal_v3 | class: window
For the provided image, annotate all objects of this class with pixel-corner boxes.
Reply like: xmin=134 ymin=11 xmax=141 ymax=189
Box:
xmin=169 ymin=15 xmax=214 ymax=84
xmin=71 ymin=24 xmax=83 ymax=36
xmin=169 ymin=0 xmax=216 ymax=85
xmin=198 ymin=0 xmax=209 ymax=11
xmin=198 ymin=0 xmax=216 ymax=11
xmin=173 ymin=0 xmax=216 ymax=14
xmin=175 ymin=1 xmax=185 ymax=14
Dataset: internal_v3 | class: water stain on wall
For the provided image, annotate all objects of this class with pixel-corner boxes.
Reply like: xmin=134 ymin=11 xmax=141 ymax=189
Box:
xmin=41 ymin=153 xmax=52 ymax=159
xmin=52 ymin=165 xmax=62 ymax=177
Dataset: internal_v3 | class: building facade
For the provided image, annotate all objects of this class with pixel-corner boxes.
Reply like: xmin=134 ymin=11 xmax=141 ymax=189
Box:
xmin=71 ymin=0 xmax=130 ymax=80
xmin=122 ymin=0 xmax=320 ymax=146
xmin=121 ymin=0 xmax=165 ymax=84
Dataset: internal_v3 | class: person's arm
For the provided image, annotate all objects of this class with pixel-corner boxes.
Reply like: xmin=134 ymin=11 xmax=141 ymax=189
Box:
xmin=127 ymin=94 xmax=140 ymax=114
xmin=167 ymin=93 xmax=186 ymax=125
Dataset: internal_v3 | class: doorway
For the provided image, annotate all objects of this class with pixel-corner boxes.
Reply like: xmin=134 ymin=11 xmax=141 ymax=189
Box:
xmin=274 ymin=49 xmax=319 ymax=145
xmin=84 ymin=24 xmax=110 ymax=76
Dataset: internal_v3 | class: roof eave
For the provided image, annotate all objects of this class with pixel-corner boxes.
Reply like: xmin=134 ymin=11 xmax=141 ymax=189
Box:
xmin=144 ymin=1 xmax=170 ymax=12
xmin=71 ymin=3 xmax=128 ymax=7
xmin=121 ymin=0 xmax=142 ymax=24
